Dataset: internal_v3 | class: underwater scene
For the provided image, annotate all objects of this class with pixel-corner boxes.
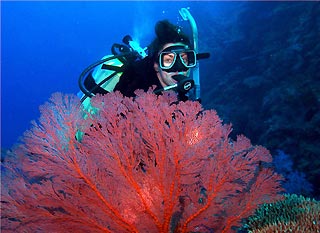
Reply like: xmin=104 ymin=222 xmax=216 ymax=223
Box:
xmin=1 ymin=1 xmax=319 ymax=232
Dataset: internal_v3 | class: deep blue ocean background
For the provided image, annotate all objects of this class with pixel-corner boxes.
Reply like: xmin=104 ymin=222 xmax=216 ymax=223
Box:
xmin=1 ymin=1 xmax=220 ymax=148
xmin=2 ymin=2 xmax=319 ymax=197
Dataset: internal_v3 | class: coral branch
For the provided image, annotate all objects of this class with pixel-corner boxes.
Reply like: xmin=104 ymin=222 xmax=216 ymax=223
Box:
xmin=1 ymin=91 xmax=283 ymax=232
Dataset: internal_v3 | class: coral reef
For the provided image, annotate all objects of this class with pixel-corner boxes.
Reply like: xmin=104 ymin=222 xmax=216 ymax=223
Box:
xmin=1 ymin=91 xmax=283 ymax=232
xmin=241 ymin=194 xmax=320 ymax=232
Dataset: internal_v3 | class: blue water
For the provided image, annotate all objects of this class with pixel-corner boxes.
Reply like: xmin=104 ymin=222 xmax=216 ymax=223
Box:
xmin=2 ymin=1 xmax=228 ymax=148
xmin=2 ymin=0 xmax=320 ymax=198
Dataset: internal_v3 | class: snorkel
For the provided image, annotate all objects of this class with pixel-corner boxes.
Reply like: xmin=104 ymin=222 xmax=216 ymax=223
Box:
xmin=179 ymin=7 xmax=200 ymax=101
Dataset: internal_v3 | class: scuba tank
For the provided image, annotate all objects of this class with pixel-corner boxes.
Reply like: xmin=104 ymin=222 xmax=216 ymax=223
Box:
xmin=77 ymin=35 xmax=147 ymax=111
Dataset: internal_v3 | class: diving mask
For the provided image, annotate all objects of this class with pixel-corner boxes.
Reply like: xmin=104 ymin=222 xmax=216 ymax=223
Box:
xmin=158 ymin=45 xmax=196 ymax=72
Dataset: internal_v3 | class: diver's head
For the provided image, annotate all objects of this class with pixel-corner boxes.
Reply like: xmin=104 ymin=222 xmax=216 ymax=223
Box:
xmin=154 ymin=42 xmax=196 ymax=88
xmin=149 ymin=20 xmax=194 ymax=90
xmin=148 ymin=20 xmax=192 ymax=62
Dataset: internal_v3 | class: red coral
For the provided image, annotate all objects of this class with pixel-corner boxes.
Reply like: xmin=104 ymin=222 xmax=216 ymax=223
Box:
xmin=1 ymin=91 xmax=283 ymax=232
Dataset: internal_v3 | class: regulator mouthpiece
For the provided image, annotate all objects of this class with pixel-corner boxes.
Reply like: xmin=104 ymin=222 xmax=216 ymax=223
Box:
xmin=172 ymin=75 xmax=194 ymax=93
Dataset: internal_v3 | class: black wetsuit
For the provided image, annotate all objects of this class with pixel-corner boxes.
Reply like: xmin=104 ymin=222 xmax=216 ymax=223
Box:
xmin=114 ymin=57 xmax=163 ymax=97
xmin=84 ymin=56 xmax=188 ymax=101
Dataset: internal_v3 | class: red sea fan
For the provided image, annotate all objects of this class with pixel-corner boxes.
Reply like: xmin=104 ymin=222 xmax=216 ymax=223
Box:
xmin=1 ymin=91 xmax=283 ymax=232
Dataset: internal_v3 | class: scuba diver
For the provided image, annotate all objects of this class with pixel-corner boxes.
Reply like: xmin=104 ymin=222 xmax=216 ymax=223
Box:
xmin=115 ymin=20 xmax=194 ymax=101
xmin=78 ymin=9 xmax=209 ymax=110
